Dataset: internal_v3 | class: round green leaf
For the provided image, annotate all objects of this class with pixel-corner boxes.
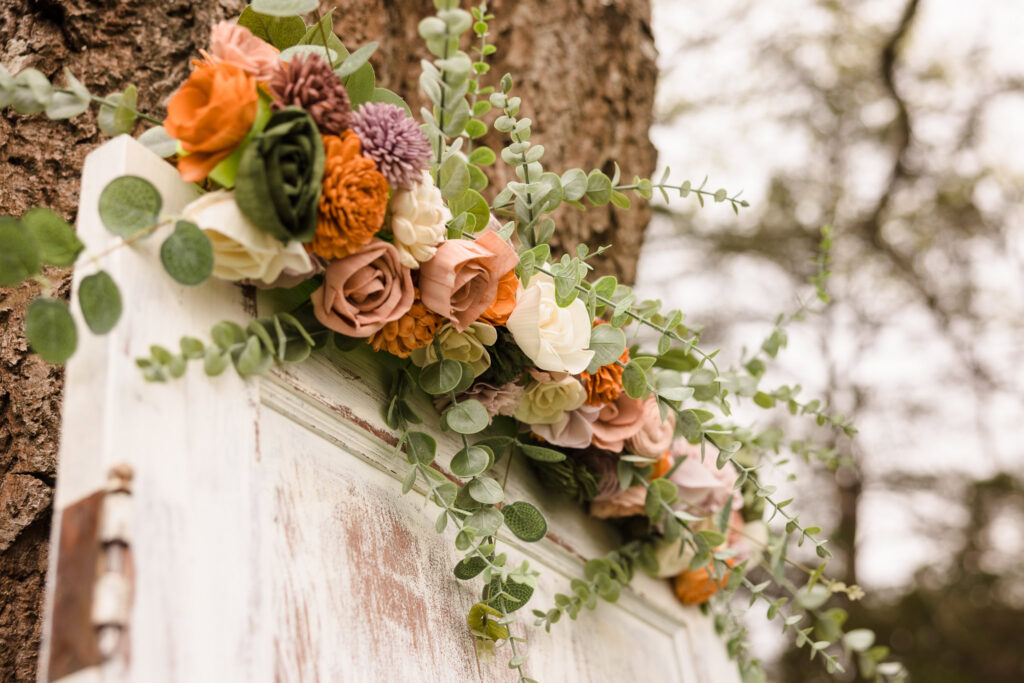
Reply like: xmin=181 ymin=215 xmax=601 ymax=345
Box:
xmin=465 ymin=506 xmax=504 ymax=535
xmin=450 ymin=445 xmax=492 ymax=478
xmin=482 ymin=577 xmax=534 ymax=614
xmin=98 ymin=176 xmax=162 ymax=238
xmin=406 ymin=431 xmax=437 ymax=465
xmin=251 ymin=0 xmax=318 ymax=17
xmin=78 ymin=270 xmax=122 ymax=334
xmin=517 ymin=443 xmax=566 ymax=463
xmin=453 ymin=556 xmax=488 ymax=581
xmin=586 ymin=323 xmax=626 ymax=372
xmin=502 ymin=501 xmax=547 ymax=542
xmin=467 ymin=476 xmax=504 ymax=505
xmin=160 ymin=220 xmax=213 ymax=286
xmin=419 ymin=359 xmax=463 ymax=395
xmin=25 ymin=298 xmax=77 ymax=364
xmin=444 ymin=399 xmax=489 ymax=434
xmin=22 ymin=208 xmax=83 ymax=267
xmin=0 ymin=216 xmax=41 ymax=287
xmin=622 ymin=360 xmax=647 ymax=399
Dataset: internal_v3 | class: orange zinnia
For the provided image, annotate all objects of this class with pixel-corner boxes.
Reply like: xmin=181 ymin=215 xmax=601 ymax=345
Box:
xmin=478 ymin=268 xmax=518 ymax=326
xmin=673 ymin=559 xmax=735 ymax=606
xmin=165 ymin=61 xmax=257 ymax=182
xmin=581 ymin=325 xmax=629 ymax=406
xmin=310 ymin=132 xmax=389 ymax=260
xmin=650 ymin=450 xmax=672 ymax=479
xmin=368 ymin=294 xmax=443 ymax=358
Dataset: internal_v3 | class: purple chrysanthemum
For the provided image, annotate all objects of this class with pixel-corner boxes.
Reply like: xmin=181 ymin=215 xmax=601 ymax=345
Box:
xmin=350 ymin=102 xmax=432 ymax=191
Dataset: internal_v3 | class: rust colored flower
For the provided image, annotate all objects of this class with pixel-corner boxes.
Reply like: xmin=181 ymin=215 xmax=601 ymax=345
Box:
xmin=368 ymin=292 xmax=443 ymax=358
xmin=673 ymin=560 xmax=735 ymax=606
xmin=580 ymin=320 xmax=628 ymax=405
xmin=651 ymin=450 xmax=672 ymax=479
xmin=165 ymin=61 xmax=258 ymax=183
xmin=310 ymin=131 xmax=390 ymax=260
xmin=479 ymin=268 xmax=519 ymax=326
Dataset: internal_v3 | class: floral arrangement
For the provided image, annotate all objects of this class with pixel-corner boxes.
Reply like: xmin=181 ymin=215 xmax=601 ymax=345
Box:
xmin=0 ymin=1 xmax=907 ymax=681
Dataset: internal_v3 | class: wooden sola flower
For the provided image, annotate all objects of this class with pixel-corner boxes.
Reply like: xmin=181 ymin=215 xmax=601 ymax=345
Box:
xmin=270 ymin=52 xmax=351 ymax=136
xmin=310 ymin=131 xmax=390 ymax=260
xmin=368 ymin=293 xmax=444 ymax=358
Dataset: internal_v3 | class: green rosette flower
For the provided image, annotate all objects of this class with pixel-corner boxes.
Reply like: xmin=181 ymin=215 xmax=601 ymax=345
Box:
xmin=235 ymin=107 xmax=324 ymax=243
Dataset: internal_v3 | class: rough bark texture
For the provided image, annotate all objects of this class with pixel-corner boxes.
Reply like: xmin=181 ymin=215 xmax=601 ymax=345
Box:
xmin=0 ymin=1 xmax=655 ymax=680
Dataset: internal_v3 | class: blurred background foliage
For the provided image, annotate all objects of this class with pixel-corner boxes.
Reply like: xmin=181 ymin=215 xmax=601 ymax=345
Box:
xmin=639 ymin=0 xmax=1024 ymax=680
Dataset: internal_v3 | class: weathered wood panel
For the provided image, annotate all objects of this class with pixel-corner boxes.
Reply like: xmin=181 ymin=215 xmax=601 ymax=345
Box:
xmin=39 ymin=137 xmax=740 ymax=682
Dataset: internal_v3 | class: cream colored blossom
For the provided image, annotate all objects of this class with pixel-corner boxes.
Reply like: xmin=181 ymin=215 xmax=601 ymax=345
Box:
xmin=180 ymin=190 xmax=314 ymax=285
xmin=514 ymin=370 xmax=587 ymax=425
xmin=651 ymin=537 xmax=696 ymax=578
xmin=390 ymin=170 xmax=448 ymax=269
xmin=506 ymin=273 xmax=594 ymax=374
xmin=410 ymin=322 xmax=497 ymax=377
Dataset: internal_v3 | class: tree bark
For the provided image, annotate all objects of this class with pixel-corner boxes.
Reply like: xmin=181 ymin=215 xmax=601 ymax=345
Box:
xmin=0 ymin=1 xmax=655 ymax=680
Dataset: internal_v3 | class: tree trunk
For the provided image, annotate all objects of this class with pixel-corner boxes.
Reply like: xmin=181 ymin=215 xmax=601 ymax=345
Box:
xmin=0 ymin=1 xmax=655 ymax=680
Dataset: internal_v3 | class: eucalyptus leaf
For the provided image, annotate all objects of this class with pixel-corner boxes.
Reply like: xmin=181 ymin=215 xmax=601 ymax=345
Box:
xmin=11 ymin=69 xmax=52 ymax=115
xmin=21 ymin=207 xmax=82 ymax=266
xmin=342 ymin=62 xmax=376 ymax=107
xmin=450 ymin=445 xmax=492 ymax=478
xmin=25 ymin=298 xmax=77 ymax=364
xmin=370 ymin=87 xmax=411 ymax=115
xmin=621 ymin=360 xmax=647 ymax=399
xmin=237 ymin=7 xmax=306 ymax=48
xmin=406 ymin=431 xmax=437 ymax=465
xmin=444 ymin=399 xmax=489 ymax=434
xmin=137 ymin=126 xmax=179 ymax=159
xmin=467 ymin=476 xmax=504 ymax=505
xmin=465 ymin=506 xmax=504 ymax=535
xmin=160 ymin=220 xmax=213 ymax=286
xmin=78 ymin=270 xmax=122 ymax=334
xmin=0 ymin=216 xmax=41 ymax=286
xmin=97 ymin=175 xmax=162 ymax=238
xmin=517 ymin=443 xmax=566 ymax=463
xmin=502 ymin=501 xmax=547 ymax=542
xmin=250 ymin=0 xmax=318 ymax=17
xmin=419 ymin=359 xmax=463 ymax=395
xmin=45 ymin=69 xmax=90 ymax=119
xmin=335 ymin=42 xmax=379 ymax=78
xmin=585 ymin=324 xmax=626 ymax=372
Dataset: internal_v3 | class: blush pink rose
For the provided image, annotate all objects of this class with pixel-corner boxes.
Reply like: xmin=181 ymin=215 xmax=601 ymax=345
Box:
xmin=590 ymin=393 xmax=646 ymax=453
xmin=626 ymin=396 xmax=676 ymax=459
xmin=203 ymin=23 xmax=281 ymax=81
xmin=531 ymin=404 xmax=602 ymax=450
xmin=590 ymin=485 xmax=646 ymax=519
xmin=311 ymin=239 xmax=414 ymax=338
xmin=419 ymin=231 xmax=519 ymax=332
xmin=668 ymin=438 xmax=743 ymax=516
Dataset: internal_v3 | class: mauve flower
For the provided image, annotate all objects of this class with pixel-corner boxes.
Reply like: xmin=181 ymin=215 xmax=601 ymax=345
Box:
xmin=435 ymin=381 xmax=525 ymax=418
xmin=626 ymin=396 xmax=676 ymax=459
xmin=310 ymin=238 xmax=413 ymax=337
xmin=419 ymin=232 xmax=519 ymax=332
xmin=203 ymin=22 xmax=280 ymax=81
xmin=270 ymin=53 xmax=351 ymax=135
xmin=531 ymin=404 xmax=602 ymax=450
xmin=590 ymin=484 xmax=646 ymax=519
xmin=668 ymin=438 xmax=743 ymax=516
xmin=350 ymin=102 xmax=432 ymax=190
xmin=590 ymin=392 xmax=646 ymax=453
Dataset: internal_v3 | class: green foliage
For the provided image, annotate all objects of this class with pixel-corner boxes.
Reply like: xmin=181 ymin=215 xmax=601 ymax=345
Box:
xmin=443 ymin=399 xmax=489 ymax=434
xmin=238 ymin=7 xmax=306 ymax=48
xmin=78 ymin=271 xmax=122 ymax=334
xmin=97 ymin=85 xmax=138 ymax=136
xmin=250 ymin=0 xmax=318 ymax=17
xmin=25 ymin=298 xmax=77 ymax=364
xmin=502 ymin=502 xmax=547 ymax=542
xmin=0 ymin=216 xmax=41 ymax=287
xmin=450 ymin=445 xmax=492 ymax=478
xmin=483 ymin=576 xmax=534 ymax=614
xmin=21 ymin=208 xmax=83 ymax=267
xmin=98 ymin=175 xmax=162 ymax=238
xmin=46 ymin=69 xmax=90 ymax=119
xmin=137 ymin=126 xmax=179 ymax=159
xmin=159 ymin=221 xmax=213 ymax=286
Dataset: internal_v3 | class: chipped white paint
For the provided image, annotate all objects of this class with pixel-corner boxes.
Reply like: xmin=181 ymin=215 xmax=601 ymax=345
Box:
xmin=40 ymin=136 xmax=742 ymax=683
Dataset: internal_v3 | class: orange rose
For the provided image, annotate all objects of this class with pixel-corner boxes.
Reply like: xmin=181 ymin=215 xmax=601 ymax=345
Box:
xmin=673 ymin=560 xmax=735 ymax=606
xmin=311 ymin=132 xmax=390 ymax=260
xmin=479 ymin=268 xmax=519 ymax=326
xmin=165 ymin=61 xmax=258 ymax=182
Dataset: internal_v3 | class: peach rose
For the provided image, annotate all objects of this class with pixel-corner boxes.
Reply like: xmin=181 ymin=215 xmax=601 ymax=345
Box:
xmin=531 ymin=404 xmax=602 ymax=450
xmin=419 ymin=231 xmax=519 ymax=332
xmin=590 ymin=392 xmax=646 ymax=453
xmin=589 ymin=484 xmax=646 ymax=520
xmin=479 ymin=268 xmax=519 ymax=326
xmin=203 ymin=23 xmax=280 ymax=81
xmin=626 ymin=396 xmax=677 ymax=459
xmin=165 ymin=61 xmax=258 ymax=182
xmin=669 ymin=438 xmax=743 ymax=516
xmin=310 ymin=239 xmax=413 ymax=337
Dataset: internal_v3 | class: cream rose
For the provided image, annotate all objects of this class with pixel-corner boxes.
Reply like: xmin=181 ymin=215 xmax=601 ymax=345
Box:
xmin=506 ymin=273 xmax=594 ymax=374
xmin=390 ymin=170 xmax=448 ymax=269
xmin=410 ymin=322 xmax=497 ymax=377
xmin=651 ymin=537 xmax=696 ymax=578
xmin=514 ymin=369 xmax=587 ymax=425
xmin=180 ymin=191 xmax=314 ymax=285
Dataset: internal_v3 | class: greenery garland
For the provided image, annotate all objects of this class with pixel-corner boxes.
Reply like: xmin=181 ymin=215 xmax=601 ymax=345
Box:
xmin=0 ymin=0 xmax=906 ymax=680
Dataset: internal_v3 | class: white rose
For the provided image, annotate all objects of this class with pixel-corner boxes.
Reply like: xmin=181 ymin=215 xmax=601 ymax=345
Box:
xmin=514 ymin=370 xmax=587 ymax=425
xmin=181 ymin=190 xmax=314 ymax=285
xmin=409 ymin=322 xmax=497 ymax=378
xmin=650 ymin=537 xmax=695 ymax=578
xmin=506 ymin=273 xmax=594 ymax=374
xmin=390 ymin=170 xmax=449 ymax=269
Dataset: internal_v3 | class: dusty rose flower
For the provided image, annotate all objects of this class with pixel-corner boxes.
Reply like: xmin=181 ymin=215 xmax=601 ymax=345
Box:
xmin=310 ymin=238 xmax=413 ymax=337
xmin=590 ymin=484 xmax=646 ymax=519
xmin=435 ymin=381 xmax=525 ymax=418
xmin=419 ymin=231 xmax=519 ymax=332
xmin=203 ymin=22 xmax=280 ymax=81
xmin=668 ymin=438 xmax=743 ymax=516
xmin=531 ymin=404 xmax=602 ymax=450
xmin=626 ymin=396 xmax=676 ymax=459
xmin=590 ymin=393 xmax=646 ymax=453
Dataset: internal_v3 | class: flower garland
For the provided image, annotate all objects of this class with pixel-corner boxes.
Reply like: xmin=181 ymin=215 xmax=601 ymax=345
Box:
xmin=0 ymin=1 xmax=905 ymax=681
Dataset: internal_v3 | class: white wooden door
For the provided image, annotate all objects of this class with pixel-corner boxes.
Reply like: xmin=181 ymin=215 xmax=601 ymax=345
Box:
xmin=38 ymin=136 xmax=741 ymax=683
